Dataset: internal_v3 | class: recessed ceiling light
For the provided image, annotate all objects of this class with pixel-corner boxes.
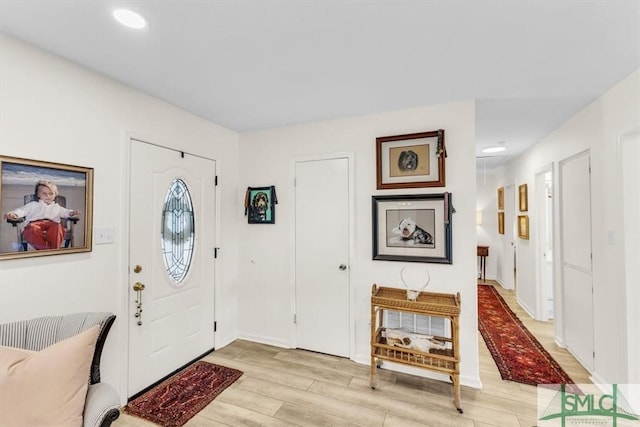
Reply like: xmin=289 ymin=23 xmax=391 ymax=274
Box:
xmin=482 ymin=146 xmax=506 ymax=154
xmin=113 ymin=9 xmax=147 ymax=29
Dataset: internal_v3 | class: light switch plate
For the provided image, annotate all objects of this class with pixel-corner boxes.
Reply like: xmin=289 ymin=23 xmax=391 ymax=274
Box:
xmin=94 ymin=227 xmax=115 ymax=244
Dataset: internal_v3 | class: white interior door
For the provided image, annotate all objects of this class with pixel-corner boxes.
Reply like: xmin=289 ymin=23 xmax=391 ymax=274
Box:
xmin=560 ymin=150 xmax=593 ymax=371
xmin=128 ymin=140 xmax=216 ymax=396
xmin=295 ymin=156 xmax=350 ymax=357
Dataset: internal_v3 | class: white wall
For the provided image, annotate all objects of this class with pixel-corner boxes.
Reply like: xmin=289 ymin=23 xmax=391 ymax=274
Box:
xmin=238 ymin=102 xmax=481 ymax=387
xmin=0 ymin=35 xmax=241 ymax=400
xmin=0 ymin=33 xmax=483 ymax=396
xmin=476 ymin=170 xmax=500 ymax=280
xmin=499 ymin=69 xmax=640 ymax=385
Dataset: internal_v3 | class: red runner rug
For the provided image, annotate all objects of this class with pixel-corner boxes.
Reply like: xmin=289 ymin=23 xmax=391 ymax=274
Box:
xmin=124 ymin=361 xmax=243 ymax=426
xmin=478 ymin=284 xmax=574 ymax=386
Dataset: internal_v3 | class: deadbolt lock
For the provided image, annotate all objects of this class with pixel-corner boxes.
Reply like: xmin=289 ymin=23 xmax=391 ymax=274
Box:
xmin=133 ymin=264 xmax=142 ymax=273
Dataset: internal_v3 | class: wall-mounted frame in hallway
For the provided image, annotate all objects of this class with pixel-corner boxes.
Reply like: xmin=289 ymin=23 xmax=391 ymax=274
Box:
xmin=497 ymin=187 xmax=504 ymax=210
xmin=517 ymin=215 xmax=529 ymax=239
xmin=518 ymin=183 xmax=528 ymax=212
xmin=498 ymin=212 xmax=505 ymax=234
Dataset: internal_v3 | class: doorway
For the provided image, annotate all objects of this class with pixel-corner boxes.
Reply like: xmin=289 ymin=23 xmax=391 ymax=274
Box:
xmin=500 ymin=185 xmax=516 ymax=290
xmin=535 ymin=166 xmax=554 ymax=321
xmin=294 ymin=154 xmax=352 ymax=358
xmin=128 ymin=139 xmax=217 ymax=396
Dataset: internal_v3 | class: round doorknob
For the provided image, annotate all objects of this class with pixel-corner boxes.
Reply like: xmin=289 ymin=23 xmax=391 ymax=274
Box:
xmin=339 ymin=264 xmax=347 ymax=271
xmin=133 ymin=282 xmax=145 ymax=291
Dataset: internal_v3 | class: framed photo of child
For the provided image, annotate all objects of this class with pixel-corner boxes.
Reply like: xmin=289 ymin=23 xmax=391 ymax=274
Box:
xmin=0 ymin=155 xmax=94 ymax=260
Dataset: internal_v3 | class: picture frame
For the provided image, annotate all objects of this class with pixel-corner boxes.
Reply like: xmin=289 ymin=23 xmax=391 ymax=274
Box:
xmin=372 ymin=193 xmax=453 ymax=264
xmin=517 ymin=215 xmax=529 ymax=239
xmin=1 ymin=155 xmax=94 ymax=260
xmin=519 ymin=183 xmax=528 ymax=212
xmin=376 ymin=129 xmax=446 ymax=189
xmin=497 ymin=187 xmax=504 ymax=210
xmin=498 ymin=212 xmax=505 ymax=235
xmin=245 ymin=186 xmax=277 ymax=224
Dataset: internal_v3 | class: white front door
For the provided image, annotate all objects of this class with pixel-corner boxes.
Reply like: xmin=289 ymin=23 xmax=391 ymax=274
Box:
xmin=560 ymin=150 xmax=593 ymax=371
xmin=128 ymin=140 xmax=216 ymax=396
xmin=294 ymin=156 xmax=351 ymax=357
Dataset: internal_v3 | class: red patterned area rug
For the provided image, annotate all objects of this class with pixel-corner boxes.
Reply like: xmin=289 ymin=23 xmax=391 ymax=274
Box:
xmin=478 ymin=284 xmax=574 ymax=386
xmin=124 ymin=361 xmax=243 ymax=426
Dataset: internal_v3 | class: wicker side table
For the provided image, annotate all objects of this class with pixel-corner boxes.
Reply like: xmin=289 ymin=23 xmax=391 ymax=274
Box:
xmin=370 ymin=284 xmax=462 ymax=413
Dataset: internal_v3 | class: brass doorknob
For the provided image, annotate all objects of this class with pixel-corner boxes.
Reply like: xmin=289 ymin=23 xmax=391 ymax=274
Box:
xmin=133 ymin=282 xmax=145 ymax=291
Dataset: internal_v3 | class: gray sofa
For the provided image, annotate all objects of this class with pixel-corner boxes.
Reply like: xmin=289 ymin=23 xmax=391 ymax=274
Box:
xmin=0 ymin=312 xmax=121 ymax=427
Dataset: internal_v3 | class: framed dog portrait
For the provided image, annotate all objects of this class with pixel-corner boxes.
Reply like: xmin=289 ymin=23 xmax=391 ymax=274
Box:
xmin=245 ymin=186 xmax=277 ymax=224
xmin=376 ymin=129 xmax=446 ymax=189
xmin=372 ymin=193 xmax=453 ymax=263
xmin=0 ymin=155 xmax=94 ymax=260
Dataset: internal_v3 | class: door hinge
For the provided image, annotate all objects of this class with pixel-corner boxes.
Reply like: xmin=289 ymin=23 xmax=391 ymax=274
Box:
xmin=214 ymin=247 xmax=219 ymax=258
xmin=293 ymin=314 xmax=297 ymax=324
xmin=215 ymin=175 xmax=218 ymax=186
xmin=214 ymin=321 xmax=217 ymax=332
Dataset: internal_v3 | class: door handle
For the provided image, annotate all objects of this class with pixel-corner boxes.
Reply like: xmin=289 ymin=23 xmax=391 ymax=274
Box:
xmin=339 ymin=264 xmax=347 ymax=271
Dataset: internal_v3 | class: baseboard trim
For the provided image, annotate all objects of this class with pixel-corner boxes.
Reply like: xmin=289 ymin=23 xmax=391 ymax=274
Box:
xmin=236 ymin=333 xmax=291 ymax=349
xmin=517 ymin=297 xmax=536 ymax=319
xmin=589 ymin=371 xmax=608 ymax=388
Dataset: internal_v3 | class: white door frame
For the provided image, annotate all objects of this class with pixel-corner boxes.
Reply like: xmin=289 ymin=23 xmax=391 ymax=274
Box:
xmin=499 ymin=184 xmax=516 ymax=290
xmin=289 ymin=151 xmax=355 ymax=358
xmin=534 ymin=163 xmax=554 ymax=321
xmin=118 ymin=133 xmax=218 ymax=401
xmin=618 ymin=127 xmax=640 ymax=393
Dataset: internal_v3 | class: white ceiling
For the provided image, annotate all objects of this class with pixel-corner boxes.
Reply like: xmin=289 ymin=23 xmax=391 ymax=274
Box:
xmin=1 ymin=1 xmax=638 ymax=169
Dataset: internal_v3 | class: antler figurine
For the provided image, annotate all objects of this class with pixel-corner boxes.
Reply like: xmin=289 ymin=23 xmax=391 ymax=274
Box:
xmin=401 ymin=266 xmax=430 ymax=301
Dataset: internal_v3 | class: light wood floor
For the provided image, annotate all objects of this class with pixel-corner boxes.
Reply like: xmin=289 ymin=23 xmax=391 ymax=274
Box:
xmin=114 ymin=282 xmax=591 ymax=426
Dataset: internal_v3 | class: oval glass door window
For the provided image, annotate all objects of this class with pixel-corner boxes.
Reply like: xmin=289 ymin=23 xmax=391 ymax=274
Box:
xmin=161 ymin=178 xmax=195 ymax=284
